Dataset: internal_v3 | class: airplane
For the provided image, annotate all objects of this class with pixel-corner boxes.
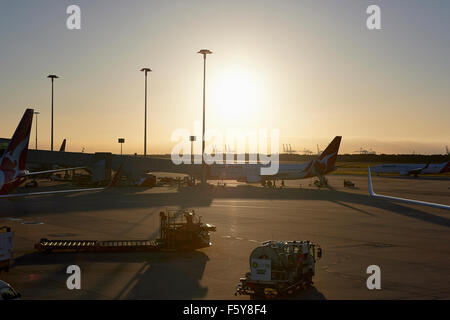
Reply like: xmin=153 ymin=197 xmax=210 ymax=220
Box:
xmin=367 ymin=167 xmax=450 ymax=210
xmin=370 ymin=161 xmax=450 ymax=177
xmin=205 ymin=136 xmax=342 ymax=186
xmin=0 ymin=109 xmax=120 ymax=199
xmin=59 ymin=139 xmax=66 ymax=152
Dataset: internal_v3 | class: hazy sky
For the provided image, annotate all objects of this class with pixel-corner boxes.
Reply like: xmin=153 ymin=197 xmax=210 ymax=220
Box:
xmin=0 ymin=0 xmax=449 ymax=155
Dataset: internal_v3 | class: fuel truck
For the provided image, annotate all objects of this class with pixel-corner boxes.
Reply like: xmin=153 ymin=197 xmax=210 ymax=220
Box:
xmin=235 ymin=240 xmax=322 ymax=299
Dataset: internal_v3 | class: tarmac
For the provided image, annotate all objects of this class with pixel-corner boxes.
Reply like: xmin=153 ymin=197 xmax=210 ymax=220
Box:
xmin=0 ymin=174 xmax=449 ymax=299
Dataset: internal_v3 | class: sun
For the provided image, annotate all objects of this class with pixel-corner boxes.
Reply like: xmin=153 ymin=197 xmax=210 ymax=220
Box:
xmin=213 ymin=69 xmax=261 ymax=121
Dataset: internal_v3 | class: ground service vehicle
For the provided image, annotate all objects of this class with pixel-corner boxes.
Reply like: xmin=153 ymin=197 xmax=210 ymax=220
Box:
xmin=35 ymin=209 xmax=216 ymax=253
xmin=236 ymin=240 xmax=322 ymax=299
xmin=0 ymin=227 xmax=13 ymax=272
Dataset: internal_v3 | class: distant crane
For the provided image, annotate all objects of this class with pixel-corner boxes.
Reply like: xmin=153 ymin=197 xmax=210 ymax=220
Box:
xmin=353 ymin=147 xmax=376 ymax=155
xmin=302 ymin=148 xmax=313 ymax=155
xmin=282 ymin=144 xmax=296 ymax=154
xmin=317 ymin=144 xmax=322 ymax=156
xmin=224 ymin=144 xmax=235 ymax=154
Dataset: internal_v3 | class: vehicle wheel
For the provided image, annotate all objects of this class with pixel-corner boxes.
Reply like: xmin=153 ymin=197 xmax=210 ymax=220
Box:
xmin=305 ymin=270 xmax=313 ymax=288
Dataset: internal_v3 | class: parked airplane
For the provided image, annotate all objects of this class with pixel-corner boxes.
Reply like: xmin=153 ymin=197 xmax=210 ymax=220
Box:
xmin=59 ymin=139 xmax=66 ymax=152
xmin=370 ymin=162 xmax=450 ymax=177
xmin=0 ymin=109 xmax=120 ymax=199
xmin=206 ymin=136 xmax=342 ymax=186
xmin=368 ymin=167 xmax=450 ymax=210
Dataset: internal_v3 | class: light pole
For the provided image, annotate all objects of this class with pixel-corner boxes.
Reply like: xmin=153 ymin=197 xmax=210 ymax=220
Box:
xmin=197 ymin=49 xmax=212 ymax=185
xmin=47 ymin=74 xmax=59 ymax=151
xmin=34 ymin=111 xmax=40 ymax=150
xmin=118 ymin=138 xmax=125 ymax=156
xmin=140 ymin=68 xmax=152 ymax=157
xmin=189 ymin=135 xmax=196 ymax=164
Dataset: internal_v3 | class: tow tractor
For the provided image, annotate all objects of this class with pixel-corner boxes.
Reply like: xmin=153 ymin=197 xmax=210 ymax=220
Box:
xmin=35 ymin=209 xmax=216 ymax=253
xmin=0 ymin=226 xmax=13 ymax=273
xmin=235 ymin=240 xmax=322 ymax=299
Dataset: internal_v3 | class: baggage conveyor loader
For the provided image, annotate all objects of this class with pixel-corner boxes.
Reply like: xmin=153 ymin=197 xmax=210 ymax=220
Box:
xmin=35 ymin=209 xmax=216 ymax=253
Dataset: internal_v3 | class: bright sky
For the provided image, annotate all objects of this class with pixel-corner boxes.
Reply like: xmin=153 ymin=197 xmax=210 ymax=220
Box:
xmin=0 ymin=0 xmax=449 ymax=155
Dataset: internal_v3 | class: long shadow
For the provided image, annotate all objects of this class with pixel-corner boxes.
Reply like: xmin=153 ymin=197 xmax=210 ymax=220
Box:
xmin=287 ymin=286 xmax=327 ymax=300
xmin=13 ymin=251 xmax=209 ymax=300
xmin=250 ymin=286 xmax=326 ymax=300
xmin=1 ymin=185 xmax=449 ymax=228
xmin=330 ymin=200 xmax=375 ymax=217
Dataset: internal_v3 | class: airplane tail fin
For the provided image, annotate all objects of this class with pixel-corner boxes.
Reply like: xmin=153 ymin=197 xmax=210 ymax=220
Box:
xmin=106 ymin=164 xmax=123 ymax=189
xmin=317 ymin=136 xmax=341 ymax=170
xmin=319 ymin=136 xmax=341 ymax=161
xmin=440 ymin=161 xmax=450 ymax=173
xmin=0 ymin=109 xmax=34 ymax=172
xmin=59 ymin=139 xmax=66 ymax=152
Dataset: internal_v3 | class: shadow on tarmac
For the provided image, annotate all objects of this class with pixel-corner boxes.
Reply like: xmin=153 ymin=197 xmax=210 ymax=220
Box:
xmin=2 ymin=184 xmax=449 ymax=228
xmin=250 ymin=286 xmax=327 ymax=300
xmin=12 ymin=250 xmax=210 ymax=299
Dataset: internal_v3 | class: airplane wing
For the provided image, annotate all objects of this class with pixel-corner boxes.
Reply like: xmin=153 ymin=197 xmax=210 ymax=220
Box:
xmin=24 ymin=166 xmax=87 ymax=177
xmin=407 ymin=163 xmax=430 ymax=175
xmin=367 ymin=167 xmax=450 ymax=210
xmin=0 ymin=165 xmax=122 ymax=199
xmin=0 ymin=187 xmax=107 ymax=198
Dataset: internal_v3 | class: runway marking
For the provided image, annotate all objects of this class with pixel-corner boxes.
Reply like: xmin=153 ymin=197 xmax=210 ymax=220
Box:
xmin=21 ymin=221 xmax=44 ymax=225
xmin=221 ymin=235 xmax=261 ymax=244
xmin=211 ymin=204 xmax=320 ymax=212
xmin=213 ymin=200 xmax=276 ymax=203
xmin=211 ymin=204 xmax=276 ymax=209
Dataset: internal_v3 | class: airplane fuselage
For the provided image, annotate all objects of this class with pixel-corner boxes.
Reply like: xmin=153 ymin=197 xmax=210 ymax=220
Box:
xmin=203 ymin=157 xmax=337 ymax=183
xmin=192 ymin=137 xmax=342 ymax=183
xmin=371 ymin=162 xmax=450 ymax=175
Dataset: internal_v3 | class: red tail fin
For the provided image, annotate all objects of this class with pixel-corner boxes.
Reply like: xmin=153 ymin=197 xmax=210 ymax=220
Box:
xmin=106 ymin=164 xmax=123 ymax=189
xmin=0 ymin=109 xmax=33 ymax=172
xmin=440 ymin=161 xmax=450 ymax=173
xmin=314 ymin=136 xmax=341 ymax=174
xmin=319 ymin=136 xmax=341 ymax=161
xmin=59 ymin=139 xmax=66 ymax=152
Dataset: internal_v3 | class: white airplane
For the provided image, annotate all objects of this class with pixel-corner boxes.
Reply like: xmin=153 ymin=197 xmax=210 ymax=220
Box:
xmin=0 ymin=109 xmax=120 ymax=199
xmin=367 ymin=167 xmax=450 ymax=210
xmin=370 ymin=162 xmax=450 ymax=177
xmin=207 ymin=136 xmax=342 ymax=186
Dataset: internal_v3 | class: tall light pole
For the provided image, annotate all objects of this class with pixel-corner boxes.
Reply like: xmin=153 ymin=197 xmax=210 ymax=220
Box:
xmin=198 ymin=49 xmax=212 ymax=185
xmin=140 ymin=68 xmax=152 ymax=157
xmin=189 ymin=135 xmax=196 ymax=164
xmin=118 ymin=138 xmax=125 ymax=156
xmin=47 ymin=74 xmax=59 ymax=151
xmin=34 ymin=111 xmax=40 ymax=150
